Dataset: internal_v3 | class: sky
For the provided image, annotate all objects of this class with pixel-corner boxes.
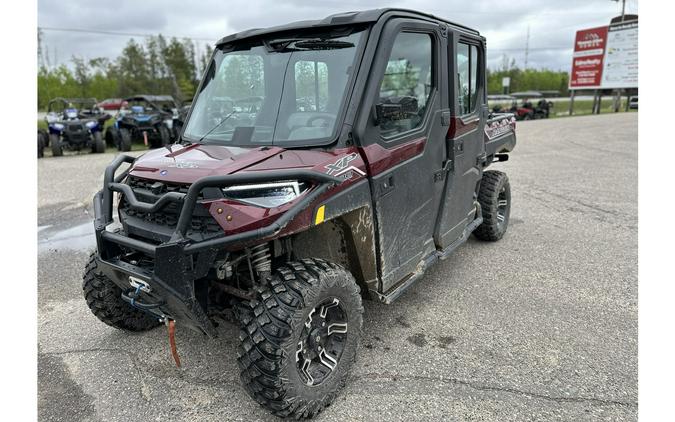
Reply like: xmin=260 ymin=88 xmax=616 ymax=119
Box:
xmin=37 ymin=0 xmax=638 ymax=71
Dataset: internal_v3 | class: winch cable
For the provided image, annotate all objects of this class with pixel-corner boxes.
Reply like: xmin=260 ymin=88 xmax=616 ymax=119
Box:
xmin=167 ymin=320 xmax=181 ymax=367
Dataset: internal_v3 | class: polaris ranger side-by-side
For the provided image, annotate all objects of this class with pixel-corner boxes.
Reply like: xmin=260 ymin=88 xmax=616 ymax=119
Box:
xmin=105 ymin=95 xmax=179 ymax=151
xmin=84 ymin=9 xmax=516 ymax=419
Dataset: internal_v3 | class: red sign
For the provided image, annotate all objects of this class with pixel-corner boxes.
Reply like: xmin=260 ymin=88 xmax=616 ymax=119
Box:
xmin=569 ymin=26 xmax=608 ymax=88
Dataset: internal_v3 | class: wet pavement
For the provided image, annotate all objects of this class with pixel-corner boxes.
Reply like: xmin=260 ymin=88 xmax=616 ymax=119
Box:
xmin=38 ymin=114 xmax=638 ymax=421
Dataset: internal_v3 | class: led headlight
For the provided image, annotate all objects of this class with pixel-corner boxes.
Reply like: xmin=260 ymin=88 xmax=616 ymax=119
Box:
xmin=85 ymin=121 xmax=97 ymax=129
xmin=53 ymin=123 xmax=65 ymax=130
xmin=222 ymin=181 xmax=307 ymax=208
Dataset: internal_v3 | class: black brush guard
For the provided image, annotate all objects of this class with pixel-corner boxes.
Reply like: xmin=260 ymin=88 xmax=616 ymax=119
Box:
xmin=93 ymin=154 xmax=342 ymax=336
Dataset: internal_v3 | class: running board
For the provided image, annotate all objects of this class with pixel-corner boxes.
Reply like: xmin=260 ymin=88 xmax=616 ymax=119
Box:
xmin=437 ymin=215 xmax=483 ymax=260
xmin=375 ymin=215 xmax=483 ymax=304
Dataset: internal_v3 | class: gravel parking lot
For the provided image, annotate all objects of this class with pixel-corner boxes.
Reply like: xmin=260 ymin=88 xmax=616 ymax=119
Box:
xmin=38 ymin=113 xmax=638 ymax=421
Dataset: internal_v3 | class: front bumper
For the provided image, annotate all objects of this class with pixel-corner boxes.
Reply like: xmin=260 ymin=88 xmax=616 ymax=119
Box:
xmin=94 ymin=154 xmax=341 ymax=336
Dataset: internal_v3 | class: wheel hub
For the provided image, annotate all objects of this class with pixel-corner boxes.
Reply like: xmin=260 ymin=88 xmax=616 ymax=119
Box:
xmin=497 ymin=186 xmax=508 ymax=227
xmin=296 ymin=297 xmax=348 ymax=386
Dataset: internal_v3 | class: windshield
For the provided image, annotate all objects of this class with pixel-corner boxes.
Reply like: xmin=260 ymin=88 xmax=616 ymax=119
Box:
xmin=183 ymin=28 xmax=366 ymax=146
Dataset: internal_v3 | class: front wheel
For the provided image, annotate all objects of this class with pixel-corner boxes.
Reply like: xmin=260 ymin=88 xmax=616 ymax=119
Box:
xmin=157 ymin=125 xmax=171 ymax=148
xmin=38 ymin=132 xmax=45 ymax=158
xmin=474 ymin=170 xmax=511 ymax=241
xmin=92 ymin=131 xmax=106 ymax=153
xmin=237 ymin=258 xmax=363 ymax=419
xmin=82 ymin=253 xmax=161 ymax=331
xmin=50 ymin=134 xmax=63 ymax=157
xmin=118 ymin=128 xmax=132 ymax=152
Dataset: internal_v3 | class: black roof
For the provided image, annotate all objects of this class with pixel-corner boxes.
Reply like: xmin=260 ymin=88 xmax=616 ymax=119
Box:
xmin=217 ymin=8 xmax=480 ymax=46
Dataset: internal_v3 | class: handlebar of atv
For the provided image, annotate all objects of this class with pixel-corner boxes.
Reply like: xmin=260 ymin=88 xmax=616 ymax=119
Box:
xmin=94 ymin=153 xmax=344 ymax=255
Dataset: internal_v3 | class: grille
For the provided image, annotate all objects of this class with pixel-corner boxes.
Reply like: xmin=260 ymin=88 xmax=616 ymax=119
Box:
xmin=69 ymin=124 xmax=84 ymax=132
xmin=120 ymin=176 xmax=222 ymax=239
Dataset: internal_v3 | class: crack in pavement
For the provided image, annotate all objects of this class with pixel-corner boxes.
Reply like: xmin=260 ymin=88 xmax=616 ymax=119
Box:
xmin=354 ymin=372 xmax=637 ymax=408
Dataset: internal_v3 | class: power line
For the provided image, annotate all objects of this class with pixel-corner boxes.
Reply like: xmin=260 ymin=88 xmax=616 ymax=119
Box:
xmin=38 ymin=26 xmax=216 ymax=42
xmin=489 ymin=47 xmax=571 ymax=51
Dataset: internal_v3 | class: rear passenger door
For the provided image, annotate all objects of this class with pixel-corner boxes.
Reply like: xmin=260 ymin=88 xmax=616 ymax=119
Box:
xmin=435 ymin=36 xmax=487 ymax=248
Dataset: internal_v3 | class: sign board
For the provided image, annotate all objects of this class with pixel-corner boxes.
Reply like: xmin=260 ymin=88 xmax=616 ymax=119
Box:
xmin=569 ymin=18 xmax=638 ymax=90
xmin=600 ymin=20 xmax=638 ymax=88
xmin=570 ymin=26 xmax=608 ymax=88
xmin=502 ymin=77 xmax=511 ymax=88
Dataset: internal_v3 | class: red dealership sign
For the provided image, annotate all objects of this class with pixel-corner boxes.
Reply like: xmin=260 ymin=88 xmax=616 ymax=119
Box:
xmin=569 ymin=26 xmax=608 ymax=88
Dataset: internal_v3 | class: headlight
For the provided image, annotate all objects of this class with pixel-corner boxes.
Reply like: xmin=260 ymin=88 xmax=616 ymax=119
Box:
xmin=164 ymin=119 xmax=173 ymax=129
xmin=53 ymin=123 xmax=64 ymax=130
xmin=85 ymin=121 xmax=97 ymax=129
xmin=222 ymin=181 xmax=307 ymax=208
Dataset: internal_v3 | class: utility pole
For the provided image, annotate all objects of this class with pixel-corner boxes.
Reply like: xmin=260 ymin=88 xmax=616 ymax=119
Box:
xmin=524 ymin=25 xmax=530 ymax=69
xmin=612 ymin=0 xmax=627 ymax=22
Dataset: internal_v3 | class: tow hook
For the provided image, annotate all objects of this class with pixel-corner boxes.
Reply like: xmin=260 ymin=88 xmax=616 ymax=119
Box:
xmin=166 ymin=319 xmax=181 ymax=368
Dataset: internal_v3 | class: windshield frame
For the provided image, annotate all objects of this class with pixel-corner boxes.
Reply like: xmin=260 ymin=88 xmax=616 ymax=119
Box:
xmin=181 ymin=24 xmax=371 ymax=149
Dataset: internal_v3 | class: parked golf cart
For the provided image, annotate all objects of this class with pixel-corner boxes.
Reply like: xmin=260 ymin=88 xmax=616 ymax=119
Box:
xmin=44 ymin=98 xmax=109 ymax=156
xmin=105 ymin=95 xmax=179 ymax=151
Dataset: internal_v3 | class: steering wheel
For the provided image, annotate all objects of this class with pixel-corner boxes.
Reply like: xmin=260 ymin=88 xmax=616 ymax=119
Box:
xmin=306 ymin=115 xmax=335 ymax=128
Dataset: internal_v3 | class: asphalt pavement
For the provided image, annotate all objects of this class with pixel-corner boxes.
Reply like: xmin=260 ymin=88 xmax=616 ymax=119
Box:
xmin=37 ymin=113 xmax=638 ymax=421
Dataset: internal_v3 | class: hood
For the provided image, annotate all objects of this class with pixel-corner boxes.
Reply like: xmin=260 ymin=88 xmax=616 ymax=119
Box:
xmin=127 ymin=143 xmax=354 ymax=184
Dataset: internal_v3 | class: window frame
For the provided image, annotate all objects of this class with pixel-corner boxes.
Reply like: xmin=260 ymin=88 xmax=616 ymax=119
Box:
xmin=454 ymin=37 xmax=484 ymax=119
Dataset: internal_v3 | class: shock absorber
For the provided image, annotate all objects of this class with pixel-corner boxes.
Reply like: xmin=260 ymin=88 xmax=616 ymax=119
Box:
xmin=250 ymin=243 xmax=271 ymax=282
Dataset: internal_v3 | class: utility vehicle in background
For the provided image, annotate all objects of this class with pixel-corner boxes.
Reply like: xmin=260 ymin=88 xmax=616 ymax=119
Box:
xmin=83 ymin=9 xmax=516 ymax=419
xmin=44 ymin=97 xmax=109 ymax=156
xmin=105 ymin=95 xmax=178 ymax=151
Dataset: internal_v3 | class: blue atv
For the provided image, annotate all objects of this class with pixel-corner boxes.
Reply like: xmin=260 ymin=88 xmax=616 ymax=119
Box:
xmin=45 ymin=98 xmax=109 ymax=156
xmin=105 ymin=95 xmax=177 ymax=151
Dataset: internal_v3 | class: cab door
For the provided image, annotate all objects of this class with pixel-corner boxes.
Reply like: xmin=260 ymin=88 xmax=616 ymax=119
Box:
xmin=356 ymin=19 xmax=450 ymax=293
xmin=435 ymin=35 xmax=487 ymax=248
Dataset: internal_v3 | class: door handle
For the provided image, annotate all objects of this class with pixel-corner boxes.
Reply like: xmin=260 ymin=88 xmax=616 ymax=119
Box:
xmin=455 ymin=139 xmax=464 ymax=154
xmin=378 ymin=175 xmax=395 ymax=197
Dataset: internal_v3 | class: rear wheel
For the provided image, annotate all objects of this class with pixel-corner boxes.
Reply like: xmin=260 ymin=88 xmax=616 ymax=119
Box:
xmin=92 ymin=131 xmax=106 ymax=153
xmin=474 ymin=170 xmax=511 ymax=241
xmin=118 ymin=128 xmax=132 ymax=152
xmin=82 ymin=253 xmax=161 ymax=331
xmin=237 ymin=258 xmax=363 ymax=419
xmin=50 ymin=134 xmax=63 ymax=157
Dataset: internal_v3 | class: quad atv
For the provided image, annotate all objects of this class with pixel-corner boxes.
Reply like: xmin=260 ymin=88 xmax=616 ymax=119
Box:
xmin=105 ymin=95 xmax=178 ymax=151
xmin=44 ymin=98 xmax=109 ymax=156
xmin=84 ymin=9 xmax=516 ymax=419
